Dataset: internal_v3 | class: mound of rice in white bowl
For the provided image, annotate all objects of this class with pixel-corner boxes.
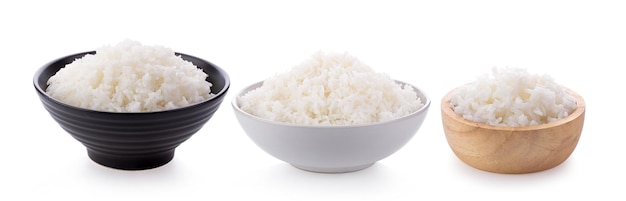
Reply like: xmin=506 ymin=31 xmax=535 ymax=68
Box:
xmin=449 ymin=67 xmax=577 ymax=127
xmin=46 ymin=40 xmax=214 ymax=112
xmin=238 ymin=51 xmax=425 ymax=125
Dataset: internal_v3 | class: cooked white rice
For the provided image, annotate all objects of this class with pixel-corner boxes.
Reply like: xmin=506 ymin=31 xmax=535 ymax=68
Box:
xmin=450 ymin=67 xmax=577 ymax=127
xmin=46 ymin=40 xmax=214 ymax=112
xmin=238 ymin=51 xmax=424 ymax=125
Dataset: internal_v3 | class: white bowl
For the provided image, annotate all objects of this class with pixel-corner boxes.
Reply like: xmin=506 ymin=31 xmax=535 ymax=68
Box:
xmin=232 ymin=81 xmax=431 ymax=173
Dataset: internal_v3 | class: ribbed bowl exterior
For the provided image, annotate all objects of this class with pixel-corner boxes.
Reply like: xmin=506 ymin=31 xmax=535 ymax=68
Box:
xmin=34 ymin=51 xmax=230 ymax=170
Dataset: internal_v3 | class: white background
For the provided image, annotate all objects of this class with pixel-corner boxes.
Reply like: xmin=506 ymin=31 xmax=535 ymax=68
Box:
xmin=2 ymin=0 xmax=624 ymax=200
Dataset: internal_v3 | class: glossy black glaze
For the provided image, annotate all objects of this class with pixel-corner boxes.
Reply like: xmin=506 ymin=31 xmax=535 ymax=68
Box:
xmin=34 ymin=51 xmax=230 ymax=170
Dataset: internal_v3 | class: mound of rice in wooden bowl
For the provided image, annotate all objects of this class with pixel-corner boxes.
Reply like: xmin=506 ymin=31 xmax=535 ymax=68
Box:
xmin=441 ymin=67 xmax=585 ymax=174
xmin=33 ymin=40 xmax=230 ymax=170
xmin=232 ymin=52 xmax=430 ymax=173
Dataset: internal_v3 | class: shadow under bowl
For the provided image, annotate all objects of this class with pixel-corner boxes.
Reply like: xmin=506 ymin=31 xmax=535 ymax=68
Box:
xmin=33 ymin=51 xmax=230 ymax=170
xmin=232 ymin=81 xmax=431 ymax=173
xmin=441 ymin=88 xmax=585 ymax=174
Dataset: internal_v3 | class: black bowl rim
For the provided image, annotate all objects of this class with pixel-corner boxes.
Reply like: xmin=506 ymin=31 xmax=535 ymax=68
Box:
xmin=33 ymin=51 xmax=231 ymax=114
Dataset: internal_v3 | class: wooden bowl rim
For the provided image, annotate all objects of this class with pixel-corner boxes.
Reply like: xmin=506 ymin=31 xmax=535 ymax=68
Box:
xmin=441 ymin=87 xmax=585 ymax=131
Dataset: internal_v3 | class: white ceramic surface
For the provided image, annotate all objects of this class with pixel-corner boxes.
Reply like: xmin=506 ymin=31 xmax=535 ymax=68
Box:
xmin=232 ymin=81 xmax=431 ymax=173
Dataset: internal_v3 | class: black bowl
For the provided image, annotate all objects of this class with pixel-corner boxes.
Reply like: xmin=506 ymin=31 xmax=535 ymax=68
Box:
xmin=33 ymin=51 xmax=230 ymax=170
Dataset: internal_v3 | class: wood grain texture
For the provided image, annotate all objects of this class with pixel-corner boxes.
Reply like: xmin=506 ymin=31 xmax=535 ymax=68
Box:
xmin=441 ymin=88 xmax=585 ymax=174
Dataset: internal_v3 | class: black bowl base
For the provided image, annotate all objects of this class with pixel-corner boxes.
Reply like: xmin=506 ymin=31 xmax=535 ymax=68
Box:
xmin=87 ymin=149 xmax=175 ymax=170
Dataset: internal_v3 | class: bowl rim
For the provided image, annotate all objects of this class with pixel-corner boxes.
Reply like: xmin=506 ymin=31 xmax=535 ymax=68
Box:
xmin=232 ymin=79 xmax=431 ymax=128
xmin=441 ymin=87 xmax=585 ymax=131
xmin=33 ymin=51 xmax=231 ymax=114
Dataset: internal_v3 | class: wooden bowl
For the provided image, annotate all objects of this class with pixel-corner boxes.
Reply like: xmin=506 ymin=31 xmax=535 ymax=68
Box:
xmin=441 ymin=88 xmax=585 ymax=174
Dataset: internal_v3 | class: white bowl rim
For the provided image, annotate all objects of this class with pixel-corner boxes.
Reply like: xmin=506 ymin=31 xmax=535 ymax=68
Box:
xmin=232 ymin=79 xmax=431 ymax=128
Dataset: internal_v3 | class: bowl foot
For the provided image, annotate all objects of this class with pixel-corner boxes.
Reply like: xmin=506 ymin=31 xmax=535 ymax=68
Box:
xmin=291 ymin=163 xmax=375 ymax=173
xmin=87 ymin=150 xmax=175 ymax=170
